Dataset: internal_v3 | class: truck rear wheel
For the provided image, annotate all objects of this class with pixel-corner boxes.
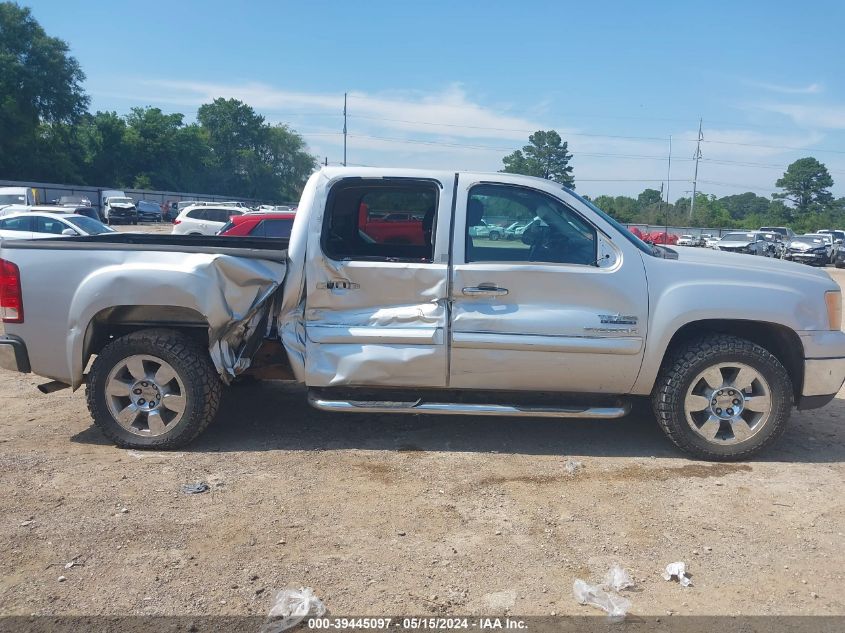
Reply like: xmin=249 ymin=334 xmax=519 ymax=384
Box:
xmin=86 ymin=329 xmax=221 ymax=449
xmin=652 ymin=334 xmax=791 ymax=461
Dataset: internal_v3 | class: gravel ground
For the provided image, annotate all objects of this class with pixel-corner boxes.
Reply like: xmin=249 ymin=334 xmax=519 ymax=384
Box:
xmin=1 ymin=236 xmax=843 ymax=620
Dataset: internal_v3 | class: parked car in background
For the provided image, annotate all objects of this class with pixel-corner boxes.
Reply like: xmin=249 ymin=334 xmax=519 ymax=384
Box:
xmin=783 ymin=235 xmax=831 ymax=266
xmin=804 ymin=233 xmax=835 ymax=263
xmin=504 ymin=221 xmax=528 ymax=240
xmin=136 ymin=200 xmax=163 ymax=222
xmin=53 ymin=195 xmax=92 ymax=207
xmin=817 ymin=229 xmax=845 ymax=260
xmin=67 ymin=206 xmax=102 ymax=222
xmin=647 ymin=231 xmax=679 ymax=245
xmin=756 ymin=231 xmax=785 ymax=258
xmin=0 ymin=186 xmax=38 ymax=216
xmin=0 ymin=212 xmax=116 ymax=240
xmin=760 ymin=226 xmax=796 ymax=241
xmin=468 ymin=218 xmax=504 ymax=241
xmin=171 ymin=205 xmax=245 ymax=235
xmin=716 ymin=231 xmax=769 ymax=255
xmin=217 ymin=212 xmax=296 ymax=238
xmin=676 ymin=234 xmax=699 ymax=246
xmin=701 ymin=234 xmax=720 ymax=248
xmin=102 ymin=195 xmax=137 ymax=225
xmin=358 ymin=205 xmax=426 ymax=245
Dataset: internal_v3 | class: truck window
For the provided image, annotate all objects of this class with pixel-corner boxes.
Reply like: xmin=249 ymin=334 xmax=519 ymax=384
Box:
xmin=322 ymin=179 xmax=438 ymax=262
xmin=465 ymin=184 xmax=597 ymax=265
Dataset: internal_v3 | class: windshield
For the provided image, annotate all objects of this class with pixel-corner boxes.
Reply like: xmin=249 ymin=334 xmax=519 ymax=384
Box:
xmin=721 ymin=232 xmax=755 ymax=241
xmin=567 ymin=190 xmax=655 ymax=256
xmin=0 ymin=194 xmax=26 ymax=205
xmin=66 ymin=215 xmax=115 ymax=235
xmin=791 ymin=236 xmax=824 ymax=245
xmin=109 ymin=197 xmax=133 ymax=204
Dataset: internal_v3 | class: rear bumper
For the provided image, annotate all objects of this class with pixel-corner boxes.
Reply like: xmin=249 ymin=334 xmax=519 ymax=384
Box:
xmin=0 ymin=335 xmax=30 ymax=373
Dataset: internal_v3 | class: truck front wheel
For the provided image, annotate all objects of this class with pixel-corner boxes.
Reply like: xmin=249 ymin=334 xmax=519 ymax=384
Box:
xmin=86 ymin=329 xmax=221 ymax=449
xmin=652 ymin=334 xmax=791 ymax=460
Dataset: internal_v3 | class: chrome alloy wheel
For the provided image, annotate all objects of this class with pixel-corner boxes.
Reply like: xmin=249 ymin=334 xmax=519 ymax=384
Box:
xmin=683 ymin=362 xmax=772 ymax=445
xmin=105 ymin=354 xmax=187 ymax=436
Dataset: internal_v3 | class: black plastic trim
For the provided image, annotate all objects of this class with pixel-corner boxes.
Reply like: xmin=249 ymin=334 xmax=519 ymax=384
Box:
xmin=797 ymin=393 xmax=837 ymax=411
xmin=0 ymin=335 xmax=31 ymax=373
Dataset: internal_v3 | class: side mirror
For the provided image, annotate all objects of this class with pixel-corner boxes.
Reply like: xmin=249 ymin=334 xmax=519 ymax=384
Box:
xmin=61 ymin=228 xmax=78 ymax=236
xmin=836 ymin=239 xmax=843 ymax=245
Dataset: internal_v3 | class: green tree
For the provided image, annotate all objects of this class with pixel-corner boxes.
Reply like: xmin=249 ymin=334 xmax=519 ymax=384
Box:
xmin=718 ymin=192 xmax=771 ymax=220
xmin=501 ymin=130 xmax=574 ymax=187
xmin=774 ymin=157 xmax=834 ymax=215
xmin=0 ymin=2 xmax=89 ymax=179
xmin=637 ymin=188 xmax=662 ymax=207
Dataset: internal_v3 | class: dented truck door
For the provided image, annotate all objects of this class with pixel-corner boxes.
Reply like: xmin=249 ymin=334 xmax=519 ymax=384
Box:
xmin=303 ymin=173 xmax=453 ymax=387
xmin=448 ymin=174 xmax=649 ymax=393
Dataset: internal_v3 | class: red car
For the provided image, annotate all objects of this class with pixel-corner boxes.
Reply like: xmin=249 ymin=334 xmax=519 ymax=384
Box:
xmin=217 ymin=212 xmax=296 ymax=238
xmin=646 ymin=230 xmax=679 ymax=245
xmin=358 ymin=203 xmax=426 ymax=245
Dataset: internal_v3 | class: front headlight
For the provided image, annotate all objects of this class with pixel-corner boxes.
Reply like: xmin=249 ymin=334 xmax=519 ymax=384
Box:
xmin=825 ymin=291 xmax=842 ymax=330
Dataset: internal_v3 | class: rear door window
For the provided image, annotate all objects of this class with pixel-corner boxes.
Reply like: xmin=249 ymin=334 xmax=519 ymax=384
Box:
xmin=0 ymin=216 xmax=33 ymax=231
xmin=322 ymin=179 xmax=438 ymax=262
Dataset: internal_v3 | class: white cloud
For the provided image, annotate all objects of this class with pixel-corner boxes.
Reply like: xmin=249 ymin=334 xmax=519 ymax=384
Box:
xmin=756 ymin=103 xmax=845 ymax=130
xmin=89 ymin=78 xmax=845 ymax=198
xmin=747 ymin=81 xmax=823 ymax=95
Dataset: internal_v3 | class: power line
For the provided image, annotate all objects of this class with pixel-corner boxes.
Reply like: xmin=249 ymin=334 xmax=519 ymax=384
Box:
xmin=347 ymin=114 xmax=669 ymax=142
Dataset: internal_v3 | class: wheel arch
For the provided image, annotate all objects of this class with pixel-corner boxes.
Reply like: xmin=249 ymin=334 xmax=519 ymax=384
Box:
xmin=655 ymin=319 xmax=804 ymax=401
xmin=82 ymin=306 xmax=210 ymax=380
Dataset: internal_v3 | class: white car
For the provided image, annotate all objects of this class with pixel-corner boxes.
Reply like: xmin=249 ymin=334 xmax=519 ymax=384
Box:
xmin=676 ymin=234 xmax=697 ymax=246
xmin=467 ymin=219 xmax=504 ymax=241
xmin=0 ymin=212 xmax=115 ymax=240
xmin=171 ymin=205 xmax=245 ymax=236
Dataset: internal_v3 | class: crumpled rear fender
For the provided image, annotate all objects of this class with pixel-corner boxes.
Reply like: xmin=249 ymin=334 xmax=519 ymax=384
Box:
xmin=70 ymin=252 xmax=286 ymax=388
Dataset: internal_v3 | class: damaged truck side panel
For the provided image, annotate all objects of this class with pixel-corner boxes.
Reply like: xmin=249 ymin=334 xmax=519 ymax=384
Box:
xmin=2 ymin=167 xmax=845 ymax=460
xmin=1 ymin=240 xmax=286 ymax=388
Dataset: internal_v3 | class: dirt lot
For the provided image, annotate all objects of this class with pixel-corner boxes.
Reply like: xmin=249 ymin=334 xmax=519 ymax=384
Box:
xmin=1 ymin=233 xmax=844 ymax=620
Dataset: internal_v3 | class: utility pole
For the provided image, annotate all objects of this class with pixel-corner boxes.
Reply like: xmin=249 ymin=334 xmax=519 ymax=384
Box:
xmin=343 ymin=92 xmax=348 ymax=167
xmin=689 ymin=118 xmax=703 ymax=219
xmin=665 ymin=135 xmax=672 ymax=242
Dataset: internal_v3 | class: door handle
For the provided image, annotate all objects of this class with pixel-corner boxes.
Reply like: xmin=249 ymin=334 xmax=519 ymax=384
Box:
xmin=462 ymin=284 xmax=508 ymax=297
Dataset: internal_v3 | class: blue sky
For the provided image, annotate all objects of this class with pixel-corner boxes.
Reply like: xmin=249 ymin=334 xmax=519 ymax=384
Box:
xmin=25 ymin=0 xmax=845 ymax=199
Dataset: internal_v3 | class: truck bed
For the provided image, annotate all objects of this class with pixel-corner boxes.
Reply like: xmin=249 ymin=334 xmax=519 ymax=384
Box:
xmin=0 ymin=233 xmax=288 ymax=261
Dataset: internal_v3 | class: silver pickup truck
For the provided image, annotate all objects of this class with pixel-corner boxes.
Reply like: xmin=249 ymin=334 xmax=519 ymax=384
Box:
xmin=2 ymin=168 xmax=845 ymax=460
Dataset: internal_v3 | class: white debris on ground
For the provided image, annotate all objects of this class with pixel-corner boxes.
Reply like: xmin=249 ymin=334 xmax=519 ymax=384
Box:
xmin=563 ymin=459 xmax=583 ymax=475
xmin=260 ymin=587 xmax=326 ymax=633
xmin=573 ymin=578 xmax=631 ymax=620
xmin=604 ymin=564 xmax=635 ymax=592
xmin=662 ymin=561 xmax=693 ymax=587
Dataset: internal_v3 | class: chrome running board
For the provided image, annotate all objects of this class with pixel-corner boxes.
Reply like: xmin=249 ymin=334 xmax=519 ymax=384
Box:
xmin=307 ymin=391 xmax=630 ymax=419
